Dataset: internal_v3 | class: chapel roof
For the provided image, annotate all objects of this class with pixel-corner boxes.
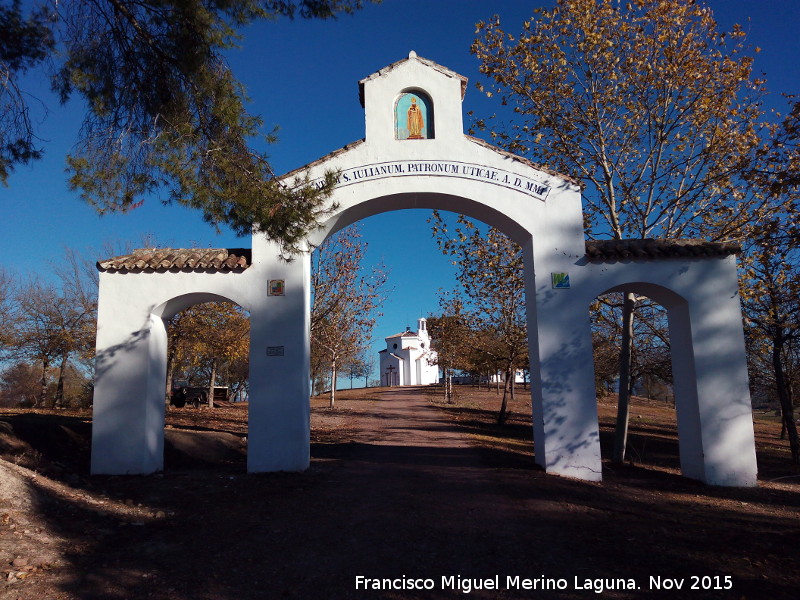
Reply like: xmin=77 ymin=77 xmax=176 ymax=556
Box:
xmin=97 ymin=248 xmax=252 ymax=273
xmin=584 ymin=239 xmax=740 ymax=262
xmin=358 ymin=51 xmax=468 ymax=107
xmin=386 ymin=331 xmax=418 ymax=339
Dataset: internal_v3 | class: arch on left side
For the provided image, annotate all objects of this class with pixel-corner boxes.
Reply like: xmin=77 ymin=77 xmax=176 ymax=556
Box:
xmin=91 ymin=256 xmax=254 ymax=475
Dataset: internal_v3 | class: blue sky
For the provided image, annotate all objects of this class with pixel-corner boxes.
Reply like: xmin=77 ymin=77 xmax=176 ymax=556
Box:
xmin=2 ymin=0 xmax=799 ymax=384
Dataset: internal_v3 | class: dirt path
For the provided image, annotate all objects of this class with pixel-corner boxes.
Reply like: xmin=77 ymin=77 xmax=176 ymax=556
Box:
xmin=3 ymin=387 xmax=798 ymax=599
xmin=307 ymin=387 xmax=544 ymax=595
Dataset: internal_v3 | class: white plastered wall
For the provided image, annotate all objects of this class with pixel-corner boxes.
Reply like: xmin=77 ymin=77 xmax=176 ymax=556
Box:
xmin=92 ymin=270 xmax=253 ymax=474
xmin=578 ymin=257 xmax=758 ymax=486
xmin=92 ymin=52 xmax=757 ymax=486
xmin=92 ymin=240 xmax=312 ymax=475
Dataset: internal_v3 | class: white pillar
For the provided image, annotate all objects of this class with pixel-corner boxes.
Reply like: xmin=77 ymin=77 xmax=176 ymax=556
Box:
xmin=524 ymin=240 xmax=603 ymax=481
xmin=669 ymin=264 xmax=757 ymax=486
xmin=91 ymin=288 xmax=166 ymax=474
xmin=667 ymin=302 xmax=706 ymax=481
xmin=247 ymin=240 xmax=311 ymax=472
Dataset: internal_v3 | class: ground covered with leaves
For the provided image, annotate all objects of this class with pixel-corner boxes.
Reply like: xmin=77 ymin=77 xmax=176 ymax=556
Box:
xmin=0 ymin=386 xmax=798 ymax=599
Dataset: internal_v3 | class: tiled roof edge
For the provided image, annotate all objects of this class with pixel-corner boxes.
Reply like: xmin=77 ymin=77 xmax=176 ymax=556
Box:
xmin=97 ymin=248 xmax=252 ymax=273
xmin=585 ymin=239 xmax=741 ymax=262
xmin=358 ymin=52 xmax=468 ymax=106
xmin=465 ymin=136 xmax=581 ymax=188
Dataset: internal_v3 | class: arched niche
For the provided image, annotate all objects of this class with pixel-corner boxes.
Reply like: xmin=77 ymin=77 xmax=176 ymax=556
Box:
xmin=395 ymin=89 xmax=434 ymax=140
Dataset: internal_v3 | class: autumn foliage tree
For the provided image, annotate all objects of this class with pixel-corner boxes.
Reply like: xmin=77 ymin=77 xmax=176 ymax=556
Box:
xmin=427 ymin=296 xmax=471 ymax=404
xmin=0 ymin=250 xmax=97 ymax=406
xmin=311 ymin=224 xmax=389 ymax=408
xmin=0 ymin=361 xmax=40 ymax=407
xmin=51 ymin=249 xmax=98 ymax=406
xmin=741 ymin=108 xmax=800 ymax=463
xmin=591 ymin=295 xmax=673 ymax=400
xmin=12 ymin=281 xmax=66 ymax=406
xmin=473 ymin=0 xmax=765 ymax=241
xmin=342 ymin=351 xmax=372 ymax=389
xmin=740 ymin=229 xmax=800 ymax=464
xmin=755 ymin=99 xmax=800 ymax=198
xmin=430 ymin=211 xmax=527 ymax=424
xmin=165 ymin=301 xmax=249 ymax=408
xmin=472 ymin=0 xmax=768 ymax=456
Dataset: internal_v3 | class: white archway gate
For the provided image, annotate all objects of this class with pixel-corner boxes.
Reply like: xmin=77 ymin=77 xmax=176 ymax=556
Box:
xmin=91 ymin=52 xmax=757 ymax=486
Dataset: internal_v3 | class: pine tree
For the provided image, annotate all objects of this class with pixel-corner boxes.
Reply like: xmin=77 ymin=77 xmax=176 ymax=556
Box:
xmin=1 ymin=0 xmax=371 ymax=253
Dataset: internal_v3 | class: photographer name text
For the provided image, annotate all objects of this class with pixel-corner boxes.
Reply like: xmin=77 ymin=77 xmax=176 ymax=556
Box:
xmin=355 ymin=574 xmax=733 ymax=595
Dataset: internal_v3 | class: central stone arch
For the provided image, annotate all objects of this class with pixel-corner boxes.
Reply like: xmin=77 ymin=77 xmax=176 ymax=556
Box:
xmin=91 ymin=52 xmax=757 ymax=486
xmin=310 ymin=191 xmax=530 ymax=247
xmin=268 ymin=51 xmax=600 ymax=481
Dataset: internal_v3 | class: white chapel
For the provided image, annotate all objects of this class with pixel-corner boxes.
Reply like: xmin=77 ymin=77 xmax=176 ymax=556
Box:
xmin=379 ymin=318 xmax=439 ymax=386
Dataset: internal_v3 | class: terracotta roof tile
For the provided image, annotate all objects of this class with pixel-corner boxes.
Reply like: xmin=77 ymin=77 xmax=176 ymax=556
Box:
xmin=585 ymin=239 xmax=740 ymax=262
xmin=97 ymin=248 xmax=252 ymax=273
xmin=386 ymin=331 xmax=418 ymax=339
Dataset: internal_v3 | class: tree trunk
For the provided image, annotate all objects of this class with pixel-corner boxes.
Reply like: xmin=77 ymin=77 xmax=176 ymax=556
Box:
xmin=165 ymin=348 xmax=176 ymax=410
xmin=329 ymin=358 xmax=338 ymax=409
xmin=772 ymin=338 xmax=800 ymax=464
xmin=37 ymin=357 xmax=50 ymax=408
xmin=207 ymin=359 xmax=217 ymax=409
xmin=498 ymin=366 xmax=512 ymax=425
xmin=55 ymin=353 xmax=68 ymax=408
xmin=613 ymin=292 xmax=636 ymax=465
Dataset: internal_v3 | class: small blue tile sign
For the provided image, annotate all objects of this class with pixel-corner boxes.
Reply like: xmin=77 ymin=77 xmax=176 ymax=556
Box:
xmin=551 ymin=272 xmax=570 ymax=289
xmin=268 ymin=279 xmax=285 ymax=296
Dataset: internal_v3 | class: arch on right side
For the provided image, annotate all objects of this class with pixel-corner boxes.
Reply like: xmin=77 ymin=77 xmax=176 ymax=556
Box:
xmin=581 ymin=251 xmax=758 ymax=486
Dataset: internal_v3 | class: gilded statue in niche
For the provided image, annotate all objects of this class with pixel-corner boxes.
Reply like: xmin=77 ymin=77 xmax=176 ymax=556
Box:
xmin=407 ymin=97 xmax=424 ymax=139
xmin=395 ymin=92 xmax=431 ymax=140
